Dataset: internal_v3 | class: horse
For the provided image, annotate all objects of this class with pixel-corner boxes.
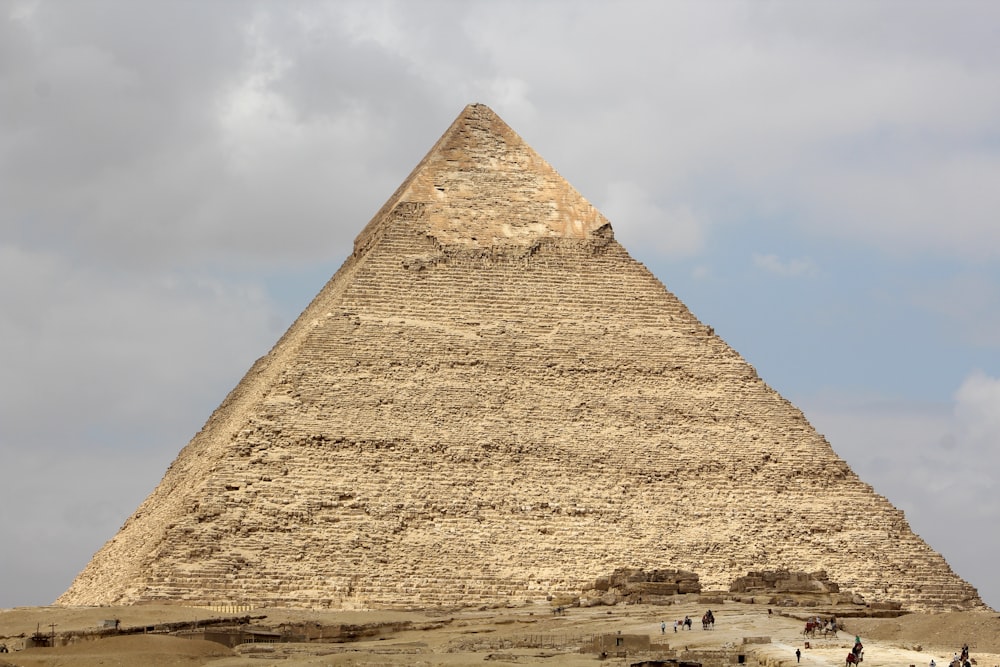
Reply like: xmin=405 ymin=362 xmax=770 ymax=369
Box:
xmin=822 ymin=624 xmax=839 ymax=638
xmin=846 ymin=651 xmax=863 ymax=667
xmin=803 ymin=621 xmax=819 ymax=637
xmin=684 ymin=616 xmax=692 ymax=630
xmin=702 ymin=612 xmax=714 ymax=630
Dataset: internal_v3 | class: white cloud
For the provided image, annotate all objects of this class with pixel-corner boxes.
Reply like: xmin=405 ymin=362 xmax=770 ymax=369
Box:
xmin=799 ymin=153 xmax=1000 ymax=261
xmin=600 ymin=181 xmax=705 ymax=258
xmin=910 ymin=272 xmax=1000 ymax=347
xmin=0 ymin=244 xmax=279 ymax=446
xmin=752 ymin=253 xmax=818 ymax=278
xmin=691 ymin=265 xmax=713 ymax=281
xmin=954 ymin=371 xmax=1000 ymax=456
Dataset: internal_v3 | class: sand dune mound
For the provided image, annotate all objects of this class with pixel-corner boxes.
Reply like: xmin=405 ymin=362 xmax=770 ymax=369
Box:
xmin=844 ymin=611 xmax=1000 ymax=653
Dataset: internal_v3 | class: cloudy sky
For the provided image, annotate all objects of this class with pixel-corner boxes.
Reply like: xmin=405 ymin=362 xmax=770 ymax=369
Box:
xmin=2 ymin=0 xmax=998 ymax=610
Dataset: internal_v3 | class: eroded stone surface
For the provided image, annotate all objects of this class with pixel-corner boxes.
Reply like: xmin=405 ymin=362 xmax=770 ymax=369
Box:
xmin=730 ymin=570 xmax=842 ymax=597
xmin=58 ymin=104 xmax=985 ymax=612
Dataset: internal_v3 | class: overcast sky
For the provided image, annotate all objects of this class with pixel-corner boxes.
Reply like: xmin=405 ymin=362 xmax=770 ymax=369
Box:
xmin=2 ymin=0 xmax=998 ymax=611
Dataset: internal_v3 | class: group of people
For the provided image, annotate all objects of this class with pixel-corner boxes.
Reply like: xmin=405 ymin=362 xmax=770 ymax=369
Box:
xmin=931 ymin=642 xmax=973 ymax=667
xmin=802 ymin=615 xmax=838 ymax=638
xmin=797 ymin=630 xmax=853 ymax=664
xmin=838 ymin=636 xmax=978 ymax=667
xmin=951 ymin=643 xmax=972 ymax=667
xmin=661 ymin=613 xmax=708 ymax=633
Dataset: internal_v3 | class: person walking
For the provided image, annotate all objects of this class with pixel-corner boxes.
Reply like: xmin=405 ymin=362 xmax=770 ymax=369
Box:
xmin=661 ymin=621 xmax=666 ymax=634
xmin=796 ymin=648 xmax=802 ymax=663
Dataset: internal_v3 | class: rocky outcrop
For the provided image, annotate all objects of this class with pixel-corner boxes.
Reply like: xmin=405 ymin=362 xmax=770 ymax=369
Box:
xmin=58 ymin=104 xmax=986 ymax=613
xmin=731 ymin=570 xmax=840 ymax=594
xmin=581 ymin=568 xmax=701 ymax=606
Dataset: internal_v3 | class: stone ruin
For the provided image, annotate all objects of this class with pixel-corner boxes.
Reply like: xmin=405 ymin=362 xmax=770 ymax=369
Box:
xmin=59 ymin=104 xmax=986 ymax=612
xmin=580 ymin=567 xmax=701 ymax=606
xmin=730 ymin=570 xmax=840 ymax=595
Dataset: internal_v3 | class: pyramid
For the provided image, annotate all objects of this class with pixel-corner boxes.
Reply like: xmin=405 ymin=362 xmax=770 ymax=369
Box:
xmin=60 ymin=104 xmax=984 ymax=612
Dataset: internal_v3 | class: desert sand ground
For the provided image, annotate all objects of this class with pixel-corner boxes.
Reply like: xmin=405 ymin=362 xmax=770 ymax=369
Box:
xmin=1 ymin=601 xmax=997 ymax=667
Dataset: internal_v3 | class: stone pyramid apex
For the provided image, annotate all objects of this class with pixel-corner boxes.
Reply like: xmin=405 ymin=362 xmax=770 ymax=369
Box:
xmin=353 ymin=103 xmax=611 ymax=258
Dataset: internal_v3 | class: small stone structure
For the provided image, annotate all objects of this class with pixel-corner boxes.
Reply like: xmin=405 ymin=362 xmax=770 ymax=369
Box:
xmin=730 ymin=570 xmax=839 ymax=594
xmin=587 ymin=632 xmax=650 ymax=658
xmin=581 ymin=568 xmax=701 ymax=605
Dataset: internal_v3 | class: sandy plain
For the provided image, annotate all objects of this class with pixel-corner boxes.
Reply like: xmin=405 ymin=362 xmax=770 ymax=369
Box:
xmin=1 ymin=600 xmax=997 ymax=667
